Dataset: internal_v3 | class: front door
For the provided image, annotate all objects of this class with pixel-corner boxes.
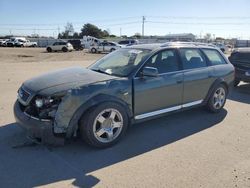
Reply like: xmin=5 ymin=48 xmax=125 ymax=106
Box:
xmin=133 ymin=49 xmax=183 ymax=119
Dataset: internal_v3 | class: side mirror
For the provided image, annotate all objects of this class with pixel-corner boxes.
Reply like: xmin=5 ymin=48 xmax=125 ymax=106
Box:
xmin=141 ymin=66 xmax=159 ymax=77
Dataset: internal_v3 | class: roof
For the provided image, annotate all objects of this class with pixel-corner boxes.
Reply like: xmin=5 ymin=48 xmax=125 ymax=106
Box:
xmin=126 ymin=43 xmax=162 ymax=50
xmin=233 ymin=47 xmax=250 ymax=53
xmin=125 ymin=42 xmax=218 ymax=51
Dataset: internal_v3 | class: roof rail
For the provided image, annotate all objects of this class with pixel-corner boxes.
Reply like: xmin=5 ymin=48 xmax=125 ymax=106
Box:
xmin=160 ymin=42 xmax=217 ymax=48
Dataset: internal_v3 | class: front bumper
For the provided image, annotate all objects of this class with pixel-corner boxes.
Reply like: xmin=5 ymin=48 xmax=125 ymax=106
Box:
xmin=14 ymin=101 xmax=64 ymax=145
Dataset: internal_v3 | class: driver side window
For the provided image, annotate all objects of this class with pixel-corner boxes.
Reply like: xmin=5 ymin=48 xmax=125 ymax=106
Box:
xmin=145 ymin=49 xmax=179 ymax=74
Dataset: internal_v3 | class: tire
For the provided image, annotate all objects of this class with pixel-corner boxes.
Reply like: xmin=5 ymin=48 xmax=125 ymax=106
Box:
xmin=206 ymin=84 xmax=228 ymax=113
xmin=234 ymin=80 xmax=240 ymax=87
xmin=110 ymin=48 xmax=115 ymax=52
xmin=62 ymin=47 xmax=68 ymax=52
xmin=91 ymin=48 xmax=97 ymax=53
xmin=80 ymin=102 xmax=129 ymax=148
xmin=47 ymin=47 xmax=52 ymax=53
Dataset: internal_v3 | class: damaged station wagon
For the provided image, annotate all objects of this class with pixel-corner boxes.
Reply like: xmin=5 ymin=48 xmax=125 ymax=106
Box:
xmin=14 ymin=42 xmax=234 ymax=148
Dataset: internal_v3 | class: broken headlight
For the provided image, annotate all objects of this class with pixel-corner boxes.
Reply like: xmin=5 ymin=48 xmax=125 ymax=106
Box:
xmin=35 ymin=98 xmax=54 ymax=108
xmin=27 ymin=96 xmax=63 ymax=120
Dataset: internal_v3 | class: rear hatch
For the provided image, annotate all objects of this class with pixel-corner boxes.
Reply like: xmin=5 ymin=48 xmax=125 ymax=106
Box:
xmin=229 ymin=51 xmax=250 ymax=73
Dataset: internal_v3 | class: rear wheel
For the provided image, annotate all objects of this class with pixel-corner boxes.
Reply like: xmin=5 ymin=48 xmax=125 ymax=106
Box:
xmin=62 ymin=47 xmax=68 ymax=52
xmin=80 ymin=102 xmax=128 ymax=148
xmin=91 ymin=48 xmax=97 ymax=53
xmin=207 ymin=84 xmax=227 ymax=113
xmin=47 ymin=47 xmax=52 ymax=52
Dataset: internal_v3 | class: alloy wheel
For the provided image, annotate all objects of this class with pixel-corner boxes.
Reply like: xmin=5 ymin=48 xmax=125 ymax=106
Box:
xmin=213 ymin=87 xmax=226 ymax=109
xmin=93 ymin=108 xmax=123 ymax=143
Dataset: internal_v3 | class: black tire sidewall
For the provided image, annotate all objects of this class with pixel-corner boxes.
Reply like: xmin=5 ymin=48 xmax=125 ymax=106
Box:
xmin=91 ymin=48 xmax=96 ymax=53
xmin=62 ymin=47 xmax=68 ymax=52
xmin=47 ymin=47 xmax=52 ymax=52
xmin=80 ymin=102 xmax=129 ymax=148
xmin=207 ymin=84 xmax=228 ymax=113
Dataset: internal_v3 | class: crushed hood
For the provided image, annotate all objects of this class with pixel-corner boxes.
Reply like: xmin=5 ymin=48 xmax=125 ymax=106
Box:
xmin=23 ymin=67 xmax=117 ymax=95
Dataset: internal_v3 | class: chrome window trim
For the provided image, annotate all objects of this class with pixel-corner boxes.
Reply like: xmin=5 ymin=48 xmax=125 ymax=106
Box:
xmin=133 ymin=70 xmax=185 ymax=79
xmin=135 ymin=99 xmax=203 ymax=120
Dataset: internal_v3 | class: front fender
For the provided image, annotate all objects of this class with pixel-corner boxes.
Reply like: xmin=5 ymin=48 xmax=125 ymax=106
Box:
xmin=65 ymin=94 xmax=133 ymax=138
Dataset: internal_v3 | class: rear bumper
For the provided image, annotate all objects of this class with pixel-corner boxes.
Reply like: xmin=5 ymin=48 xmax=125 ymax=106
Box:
xmin=235 ymin=72 xmax=250 ymax=82
xmin=14 ymin=101 xmax=64 ymax=145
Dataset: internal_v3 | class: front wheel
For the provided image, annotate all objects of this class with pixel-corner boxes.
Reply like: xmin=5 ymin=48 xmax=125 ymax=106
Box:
xmin=80 ymin=102 xmax=129 ymax=148
xmin=206 ymin=84 xmax=227 ymax=113
xmin=47 ymin=47 xmax=52 ymax=52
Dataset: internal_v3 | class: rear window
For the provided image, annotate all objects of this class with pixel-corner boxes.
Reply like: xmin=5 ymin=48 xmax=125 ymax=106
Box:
xmin=231 ymin=52 xmax=250 ymax=63
xmin=202 ymin=49 xmax=227 ymax=65
xmin=179 ymin=48 xmax=207 ymax=69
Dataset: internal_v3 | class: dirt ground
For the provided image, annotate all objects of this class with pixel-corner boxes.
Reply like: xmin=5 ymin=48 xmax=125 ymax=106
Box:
xmin=0 ymin=47 xmax=250 ymax=188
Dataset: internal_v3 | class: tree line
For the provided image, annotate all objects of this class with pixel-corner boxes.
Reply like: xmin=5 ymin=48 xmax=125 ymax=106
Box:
xmin=58 ymin=22 xmax=117 ymax=39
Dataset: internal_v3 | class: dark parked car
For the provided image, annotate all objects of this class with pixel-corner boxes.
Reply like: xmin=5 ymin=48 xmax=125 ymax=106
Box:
xmin=14 ymin=42 xmax=234 ymax=148
xmin=68 ymin=39 xmax=84 ymax=50
xmin=229 ymin=48 xmax=250 ymax=86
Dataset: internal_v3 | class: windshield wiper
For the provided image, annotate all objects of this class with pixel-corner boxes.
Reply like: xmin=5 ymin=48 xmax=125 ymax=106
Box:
xmin=91 ymin=68 xmax=111 ymax=75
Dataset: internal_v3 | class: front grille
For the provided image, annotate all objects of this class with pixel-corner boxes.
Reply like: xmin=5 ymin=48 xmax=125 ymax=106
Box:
xmin=18 ymin=87 xmax=30 ymax=102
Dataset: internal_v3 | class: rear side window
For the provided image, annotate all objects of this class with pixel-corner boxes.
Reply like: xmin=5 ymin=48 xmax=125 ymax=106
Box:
xmin=202 ymin=49 xmax=227 ymax=65
xmin=179 ymin=49 xmax=207 ymax=69
xmin=119 ymin=41 xmax=129 ymax=45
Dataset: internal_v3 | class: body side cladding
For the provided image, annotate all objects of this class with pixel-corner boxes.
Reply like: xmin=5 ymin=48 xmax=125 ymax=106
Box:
xmin=203 ymin=77 xmax=229 ymax=105
xmin=66 ymin=94 xmax=133 ymax=138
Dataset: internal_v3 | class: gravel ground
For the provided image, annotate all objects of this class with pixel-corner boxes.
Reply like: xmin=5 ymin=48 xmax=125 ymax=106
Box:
xmin=0 ymin=47 xmax=250 ymax=188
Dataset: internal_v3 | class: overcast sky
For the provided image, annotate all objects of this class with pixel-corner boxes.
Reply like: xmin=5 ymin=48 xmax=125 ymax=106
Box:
xmin=0 ymin=0 xmax=250 ymax=39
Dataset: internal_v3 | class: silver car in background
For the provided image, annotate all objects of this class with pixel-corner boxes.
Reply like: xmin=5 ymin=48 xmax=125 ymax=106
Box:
xmin=90 ymin=41 xmax=123 ymax=53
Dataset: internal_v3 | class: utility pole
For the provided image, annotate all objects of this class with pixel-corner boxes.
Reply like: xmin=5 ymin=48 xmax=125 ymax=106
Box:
xmin=120 ymin=28 xmax=122 ymax=37
xmin=142 ymin=16 xmax=145 ymax=37
xmin=57 ymin=26 xmax=60 ymax=38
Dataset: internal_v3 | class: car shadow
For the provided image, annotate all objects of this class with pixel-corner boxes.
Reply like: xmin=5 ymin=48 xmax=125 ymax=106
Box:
xmin=0 ymin=108 xmax=227 ymax=188
xmin=228 ymin=83 xmax=250 ymax=104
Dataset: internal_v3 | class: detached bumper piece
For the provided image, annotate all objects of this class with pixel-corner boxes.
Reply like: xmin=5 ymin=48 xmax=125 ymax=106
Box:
xmin=14 ymin=101 xmax=64 ymax=146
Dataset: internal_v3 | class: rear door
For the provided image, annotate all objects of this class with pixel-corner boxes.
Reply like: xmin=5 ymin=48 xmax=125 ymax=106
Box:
xmin=179 ymin=48 xmax=214 ymax=105
xmin=133 ymin=49 xmax=183 ymax=119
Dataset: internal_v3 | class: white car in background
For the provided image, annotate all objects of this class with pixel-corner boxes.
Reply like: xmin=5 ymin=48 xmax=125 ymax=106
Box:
xmin=15 ymin=39 xmax=37 ymax=47
xmin=90 ymin=41 xmax=123 ymax=53
xmin=46 ymin=41 xmax=74 ymax=52
xmin=0 ymin=39 xmax=8 ymax=46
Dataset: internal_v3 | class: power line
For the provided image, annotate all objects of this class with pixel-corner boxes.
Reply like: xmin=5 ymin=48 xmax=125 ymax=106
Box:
xmin=146 ymin=21 xmax=250 ymax=25
xmin=0 ymin=16 xmax=142 ymax=26
xmin=146 ymin=16 xmax=250 ymax=19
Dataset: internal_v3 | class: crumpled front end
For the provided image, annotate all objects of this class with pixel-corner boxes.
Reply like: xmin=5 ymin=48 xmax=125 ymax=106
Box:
xmin=14 ymin=86 xmax=66 ymax=145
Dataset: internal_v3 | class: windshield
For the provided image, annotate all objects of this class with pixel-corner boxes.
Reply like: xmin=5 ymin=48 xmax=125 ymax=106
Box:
xmin=89 ymin=48 xmax=151 ymax=77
